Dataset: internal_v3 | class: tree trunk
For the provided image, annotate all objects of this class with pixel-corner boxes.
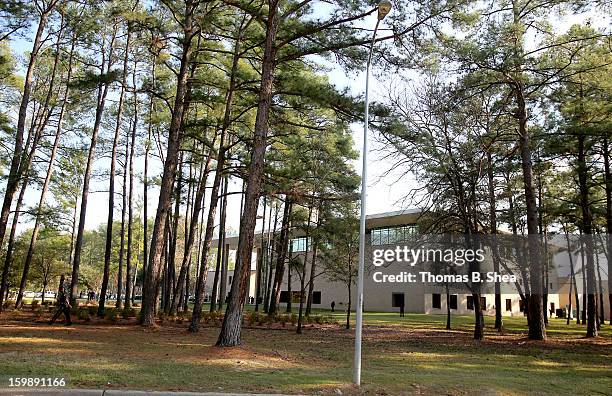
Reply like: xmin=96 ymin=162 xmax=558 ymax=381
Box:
xmin=70 ymin=25 xmax=117 ymax=304
xmin=12 ymin=72 xmax=62 ymax=309
xmin=125 ymin=59 xmax=138 ymax=310
xmin=286 ymin=250 xmax=293 ymax=313
xmin=305 ymin=211 xmax=321 ymax=317
xmin=3 ymin=9 xmax=67 ymax=311
xmin=264 ymin=202 xmax=278 ymax=312
xmin=100 ymin=26 xmax=131 ymax=316
xmin=165 ymin=155 xmax=183 ymax=314
xmin=254 ymin=196 xmax=267 ymax=311
xmin=510 ymin=0 xmax=545 ymax=340
xmin=189 ymin=133 xmax=230 ymax=332
xmin=116 ymin=132 xmax=129 ymax=310
xmin=7 ymin=26 xmax=74 ymax=313
xmin=141 ymin=60 xmax=155 ymax=305
xmin=580 ymin=239 xmax=586 ymax=325
xmin=269 ymin=199 xmax=292 ymax=316
xmin=577 ymin=132 xmax=597 ymax=337
xmin=516 ymin=88 xmax=546 ymax=340
xmin=171 ymin=152 xmax=211 ymax=315
xmin=564 ymin=229 xmax=577 ymax=325
xmin=297 ymin=206 xmax=313 ymax=334
xmin=217 ymin=177 xmax=230 ymax=312
xmin=140 ymin=1 xmax=196 ymax=326
xmin=602 ymin=137 xmax=612 ymax=325
xmin=0 ymin=3 xmax=57 ymax=251
xmin=216 ymin=0 xmax=281 ymax=346
xmin=209 ymin=178 xmax=225 ymax=313
xmin=189 ymin=14 xmax=246 ymax=327
xmin=486 ymin=151 xmax=502 ymax=331
xmin=346 ymin=271 xmax=352 ymax=330
xmin=595 ymin=251 xmax=604 ymax=328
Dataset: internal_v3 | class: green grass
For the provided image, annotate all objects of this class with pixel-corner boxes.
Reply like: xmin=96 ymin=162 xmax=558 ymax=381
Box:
xmin=0 ymin=309 xmax=610 ymax=395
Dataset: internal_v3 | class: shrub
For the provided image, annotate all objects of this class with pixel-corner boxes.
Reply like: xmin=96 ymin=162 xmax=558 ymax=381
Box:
xmin=157 ymin=312 xmax=166 ymax=323
xmin=87 ymin=306 xmax=97 ymax=316
xmin=121 ymin=307 xmax=136 ymax=319
xmin=290 ymin=313 xmax=298 ymax=326
xmin=246 ymin=311 xmax=261 ymax=326
xmin=105 ymin=308 xmax=118 ymax=323
xmin=278 ymin=314 xmax=288 ymax=327
xmin=34 ymin=307 xmax=44 ymax=318
xmin=78 ymin=309 xmax=91 ymax=322
xmin=211 ymin=310 xmax=224 ymax=325
xmin=31 ymin=300 xmax=39 ymax=309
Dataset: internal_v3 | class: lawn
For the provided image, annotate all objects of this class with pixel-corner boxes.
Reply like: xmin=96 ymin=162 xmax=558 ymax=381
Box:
xmin=0 ymin=308 xmax=610 ymax=395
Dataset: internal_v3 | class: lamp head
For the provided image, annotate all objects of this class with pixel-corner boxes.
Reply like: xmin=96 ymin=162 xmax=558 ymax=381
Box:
xmin=377 ymin=0 xmax=392 ymax=20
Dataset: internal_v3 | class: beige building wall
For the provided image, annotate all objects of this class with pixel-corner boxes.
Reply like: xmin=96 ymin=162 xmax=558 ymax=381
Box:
xmin=213 ymin=210 xmax=593 ymax=320
xmin=557 ymin=277 xmax=610 ymax=321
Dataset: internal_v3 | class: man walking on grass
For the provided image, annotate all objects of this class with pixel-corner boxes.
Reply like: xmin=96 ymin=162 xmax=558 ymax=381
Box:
xmin=49 ymin=274 xmax=72 ymax=325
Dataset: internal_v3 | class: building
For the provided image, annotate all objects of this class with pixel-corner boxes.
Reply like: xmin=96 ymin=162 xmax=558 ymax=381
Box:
xmin=210 ymin=210 xmax=609 ymax=320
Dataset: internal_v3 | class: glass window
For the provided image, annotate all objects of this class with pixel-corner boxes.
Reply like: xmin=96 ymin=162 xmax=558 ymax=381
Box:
xmin=392 ymin=293 xmax=405 ymax=307
xmin=291 ymin=237 xmax=311 ymax=252
xmin=449 ymin=295 xmax=458 ymax=310
xmin=432 ymin=294 xmax=441 ymax=309
xmin=467 ymin=296 xmax=474 ymax=310
xmin=371 ymin=225 xmax=418 ymax=245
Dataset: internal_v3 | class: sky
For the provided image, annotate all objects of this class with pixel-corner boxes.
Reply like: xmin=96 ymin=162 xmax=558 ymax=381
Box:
xmin=5 ymin=3 xmax=610 ymax=238
xmin=6 ymin=7 xmax=414 ymax=239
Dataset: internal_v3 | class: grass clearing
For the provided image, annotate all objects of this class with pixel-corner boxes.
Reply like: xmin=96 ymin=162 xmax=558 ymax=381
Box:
xmin=0 ymin=309 xmax=610 ymax=395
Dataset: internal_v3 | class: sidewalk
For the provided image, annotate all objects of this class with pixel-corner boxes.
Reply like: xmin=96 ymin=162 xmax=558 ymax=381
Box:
xmin=0 ymin=390 xmax=288 ymax=396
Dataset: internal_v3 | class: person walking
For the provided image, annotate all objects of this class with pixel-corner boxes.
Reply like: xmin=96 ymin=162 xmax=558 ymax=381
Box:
xmin=49 ymin=274 xmax=72 ymax=325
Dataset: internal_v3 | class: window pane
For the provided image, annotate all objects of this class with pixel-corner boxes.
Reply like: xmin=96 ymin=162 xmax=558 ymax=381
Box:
xmin=372 ymin=230 xmax=380 ymax=245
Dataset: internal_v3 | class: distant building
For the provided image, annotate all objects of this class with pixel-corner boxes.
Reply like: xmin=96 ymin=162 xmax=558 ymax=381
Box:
xmin=210 ymin=210 xmax=610 ymax=321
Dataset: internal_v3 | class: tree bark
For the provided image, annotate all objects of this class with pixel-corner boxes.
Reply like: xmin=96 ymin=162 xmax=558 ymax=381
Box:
xmin=209 ymin=178 xmax=225 ymax=312
xmin=125 ymin=58 xmax=139 ymax=309
xmin=100 ymin=25 xmax=131 ymax=316
xmin=140 ymin=0 xmax=196 ymax=326
xmin=297 ymin=205 xmax=313 ymax=334
xmin=70 ymin=24 xmax=117 ymax=304
xmin=346 ymin=270 xmax=352 ymax=330
xmin=264 ymin=203 xmax=278 ymax=312
xmin=486 ymin=151 xmax=502 ymax=331
xmin=254 ymin=197 xmax=267 ymax=311
xmin=268 ymin=199 xmax=292 ymax=316
xmin=189 ymin=13 xmax=246 ymax=328
xmin=216 ymin=1 xmax=281 ymax=346
xmin=116 ymin=126 xmax=130 ymax=310
xmin=602 ymin=137 xmax=612 ymax=325
xmin=171 ymin=152 xmax=211 ymax=315
xmin=0 ymin=1 xmax=58 ymax=251
xmin=510 ymin=0 xmax=545 ymax=340
xmin=10 ymin=17 xmax=68 ymax=308
xmin=577 ymin=132 xmax=597 ymax=337
xmin=516 ymin=88 xmax=546 ymax=340
xmin=218 ymin=178 xmax=230 ymax=312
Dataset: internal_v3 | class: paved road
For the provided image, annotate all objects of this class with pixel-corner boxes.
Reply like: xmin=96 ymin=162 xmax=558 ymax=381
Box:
xmin=0 ymin=390 xmax=288 ymax=396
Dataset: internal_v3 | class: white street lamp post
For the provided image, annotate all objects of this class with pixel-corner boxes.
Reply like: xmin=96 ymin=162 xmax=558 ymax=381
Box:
xmin=354 ymin=0 xmax=392 ymax=386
